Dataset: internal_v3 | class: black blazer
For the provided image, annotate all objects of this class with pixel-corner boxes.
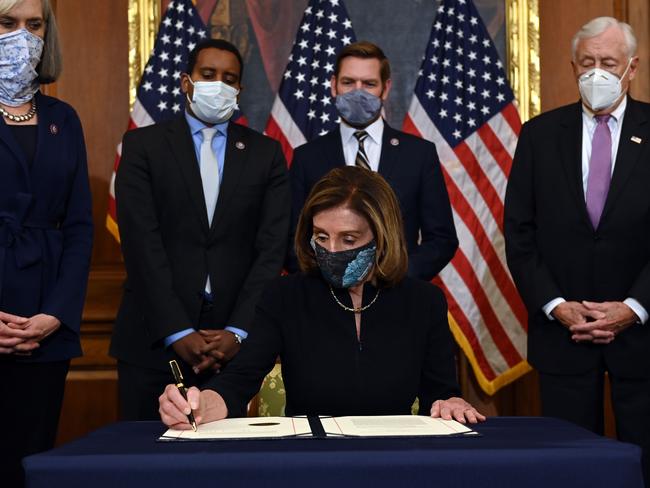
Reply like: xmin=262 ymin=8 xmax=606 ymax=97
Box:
xmin=289 ymin=122 xmax=458 ymax=280
xmin=504 ymin=97 xmax=650 ymax=377
xmin=0 ymin=92 xmax=93 ymax=362
xmin=110 ymin=117 xmax=290 ymax=371
xmin=205 ymin=273 xmax=461 ymax=417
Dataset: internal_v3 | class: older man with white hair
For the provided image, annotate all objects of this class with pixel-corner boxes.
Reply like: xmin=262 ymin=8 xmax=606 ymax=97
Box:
xmin=505 ymin=16 xmax=649 ymax=482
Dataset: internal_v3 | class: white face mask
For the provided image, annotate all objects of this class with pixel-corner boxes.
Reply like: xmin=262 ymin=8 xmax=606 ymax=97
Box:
xmin=578 ymin=59 xmax=632 ymax=112
xmin=187 ymin=79 xmax=239 ymax=124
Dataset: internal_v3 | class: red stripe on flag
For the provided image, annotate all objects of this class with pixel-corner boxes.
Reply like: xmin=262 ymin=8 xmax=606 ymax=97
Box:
xmin=233 ymin=114 xmax=249 ymax=127
xmin=453 ymin=141 xmax=504 ymax=233
xmin=449 ymin=248 xmax=523 ymax=367
xmin=501 ymin=103 xmax=521 ymax=136
xmin=434 ymin=279 xmax=497 ymax=381
xmin=107 ymin=155 xmax=121 ymax=223
xmin=402 ymin=114 xmax=421 ymax=138
xmin=440 ymin=167 xmax=528 ymax=327
xmin=477 ymin=124 xmax=512 ymax=177
xmin=265 ymin=116 xmax=294 ymax=167
xmin=107 ymin=194 xmax=117 ymax=222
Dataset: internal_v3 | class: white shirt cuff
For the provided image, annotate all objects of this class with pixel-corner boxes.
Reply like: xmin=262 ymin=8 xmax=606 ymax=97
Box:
xmin=624 ymin=298 xmax=648 ymax=324
xmin=542 ymin=298 xmax=566 ymax=320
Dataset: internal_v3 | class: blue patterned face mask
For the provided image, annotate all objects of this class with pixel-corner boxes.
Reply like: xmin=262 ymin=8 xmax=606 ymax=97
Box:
xmin=311 ymin=238 xmax=377 ymax=288
xmin=335 ymin=89 xmax=382 ymax=127
xmin=0 ymin=28 xmax=44 ymax=107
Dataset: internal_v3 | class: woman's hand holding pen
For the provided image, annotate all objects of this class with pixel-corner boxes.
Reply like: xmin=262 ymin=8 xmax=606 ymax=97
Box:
xmin=158 ymin=385 xmax=228 ymax=429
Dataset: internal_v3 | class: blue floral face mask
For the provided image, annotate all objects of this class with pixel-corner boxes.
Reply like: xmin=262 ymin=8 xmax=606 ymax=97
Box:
xmin=311 ymin=238 xmax=377 ymax=288
xmin=0 ymin=28 xmax=44 ymax=107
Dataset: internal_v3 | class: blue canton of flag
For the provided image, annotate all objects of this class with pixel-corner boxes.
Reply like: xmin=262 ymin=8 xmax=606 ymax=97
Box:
xmin=137 ymin=0 xmax=207 ymax=120
xmin=272 ymin=0 xmax=356 ymax=142
xmin=414 ymin=0 xmax=514 ymax=147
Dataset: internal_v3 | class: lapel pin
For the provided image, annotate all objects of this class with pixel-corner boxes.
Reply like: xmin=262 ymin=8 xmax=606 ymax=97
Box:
xmin=631 ymin=136 xmax=642 ymax=144
xmin=49 ymin=124 xmax=58 ymax=135
xmin=235 ymin=141 xmax=245 ymax=150
xmin=390 ymin=138 xmax=399 ymax=146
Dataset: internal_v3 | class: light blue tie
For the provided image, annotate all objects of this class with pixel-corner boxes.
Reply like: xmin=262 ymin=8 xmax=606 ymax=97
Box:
xmin=200 ymin=127 xmax=221 ymax=294
xmin=200 ymin=127 xmax=220 ymax=226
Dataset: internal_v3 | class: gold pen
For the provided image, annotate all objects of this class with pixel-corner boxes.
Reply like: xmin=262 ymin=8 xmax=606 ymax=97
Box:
xmin=169 ymin=360 xmax=198 ymax=431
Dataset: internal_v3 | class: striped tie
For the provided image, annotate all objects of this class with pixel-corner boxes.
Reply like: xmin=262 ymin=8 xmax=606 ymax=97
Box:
xmin=354 ymin=130 xmax=372 ymax=170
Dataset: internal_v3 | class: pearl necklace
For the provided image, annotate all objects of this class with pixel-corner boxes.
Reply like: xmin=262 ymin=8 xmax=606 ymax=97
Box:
xmin=329 ymin=284 xmax=380 ymax=313
xmin=0 ymin=98 xmax=37 ymax=123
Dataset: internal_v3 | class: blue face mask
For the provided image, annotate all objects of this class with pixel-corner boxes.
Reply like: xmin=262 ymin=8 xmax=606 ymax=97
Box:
xmin=311 ymin=239 xmax=377 ymax=288
xmin=0 ymin=28 xmax=44 ymax=107
xmin=335 ymin=89 xmax=382 ymax=127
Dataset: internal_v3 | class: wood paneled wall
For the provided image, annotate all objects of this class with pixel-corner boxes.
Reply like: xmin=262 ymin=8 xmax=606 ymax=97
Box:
xmin=51 ymin=0 xmax=128 ymax=445
xmin=50 ymin=0 xmax=650 ymax=445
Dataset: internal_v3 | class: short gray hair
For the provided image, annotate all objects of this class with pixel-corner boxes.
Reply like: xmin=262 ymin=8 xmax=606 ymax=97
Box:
xmin=571 ymin=17 xmax=637 ymax=60
xmin=0 ymin=0 xmax=62 ymax=83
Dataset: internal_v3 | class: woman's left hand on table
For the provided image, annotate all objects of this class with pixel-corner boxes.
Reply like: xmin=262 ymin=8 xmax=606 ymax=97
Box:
xmin=430 ymin=397 xmax=486 ymax=424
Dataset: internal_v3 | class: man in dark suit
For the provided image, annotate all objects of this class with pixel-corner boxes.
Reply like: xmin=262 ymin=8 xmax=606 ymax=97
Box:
xmin=111 ymin=39 xmax=290 ymax=420
xmin=289 ymin=41 xmax=457 ymax=280
xmin=504 ymin=17 xmax=649 ymax=482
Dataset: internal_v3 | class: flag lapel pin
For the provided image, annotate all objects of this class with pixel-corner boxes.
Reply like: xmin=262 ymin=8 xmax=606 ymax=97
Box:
xmin=631 ymin=136 xmax=642 ymax=144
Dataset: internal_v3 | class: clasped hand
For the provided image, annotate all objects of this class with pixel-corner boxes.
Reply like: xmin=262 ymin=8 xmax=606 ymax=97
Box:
xmin=0 ymin=311 xmax=61 ymax=354
xmin=552 ymin=301 xmax=638 ymax=344
xmin=171 ymin=329 xmax=240 ymax=375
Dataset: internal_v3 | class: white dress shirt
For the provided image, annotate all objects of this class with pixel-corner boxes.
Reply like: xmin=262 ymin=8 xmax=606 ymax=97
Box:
xmin=339 ymin=117 xmax=384 ymax=171
xmin=543 ymin=96 xmax=648 ymax=324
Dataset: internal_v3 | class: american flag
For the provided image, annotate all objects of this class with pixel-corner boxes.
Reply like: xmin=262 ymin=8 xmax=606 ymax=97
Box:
xmin=264 ymin=0 xmax=356 ymax=165
xmin=403 ymin=0 xmax=529 ymax=394
xmin=106 ymin=0 xmax=244 ymax=241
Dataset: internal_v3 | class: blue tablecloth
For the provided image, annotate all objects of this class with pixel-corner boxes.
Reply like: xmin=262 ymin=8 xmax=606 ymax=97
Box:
xmin=24 ymin=417 xmax=643 ymax=487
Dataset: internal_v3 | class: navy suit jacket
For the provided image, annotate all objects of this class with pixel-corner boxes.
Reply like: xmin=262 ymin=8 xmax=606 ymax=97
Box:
xmin=110 ymin=117 xmax=290 ymax=371
xmin=289 ymin=122 xmax=458 ymax=280
xmin=0 ymin=92 xmax=93 ymax=362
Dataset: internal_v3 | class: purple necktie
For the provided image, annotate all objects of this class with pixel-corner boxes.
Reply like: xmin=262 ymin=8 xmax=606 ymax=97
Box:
xmin=586 ymin=114 xmax=612 ymax=228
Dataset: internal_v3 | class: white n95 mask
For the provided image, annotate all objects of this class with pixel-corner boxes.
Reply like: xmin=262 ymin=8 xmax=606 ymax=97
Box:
xmin=187 ymin=79 xmax=239 ymax=124
xmin=578 ymin=60 xmax=631 ymax=112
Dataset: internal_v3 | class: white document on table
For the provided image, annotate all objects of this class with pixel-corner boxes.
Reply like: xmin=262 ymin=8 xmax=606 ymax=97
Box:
xmin=160 ymin=416 xmax=312 ymax=440
xmin=320 ymin=415 xmax=477 ymax=437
